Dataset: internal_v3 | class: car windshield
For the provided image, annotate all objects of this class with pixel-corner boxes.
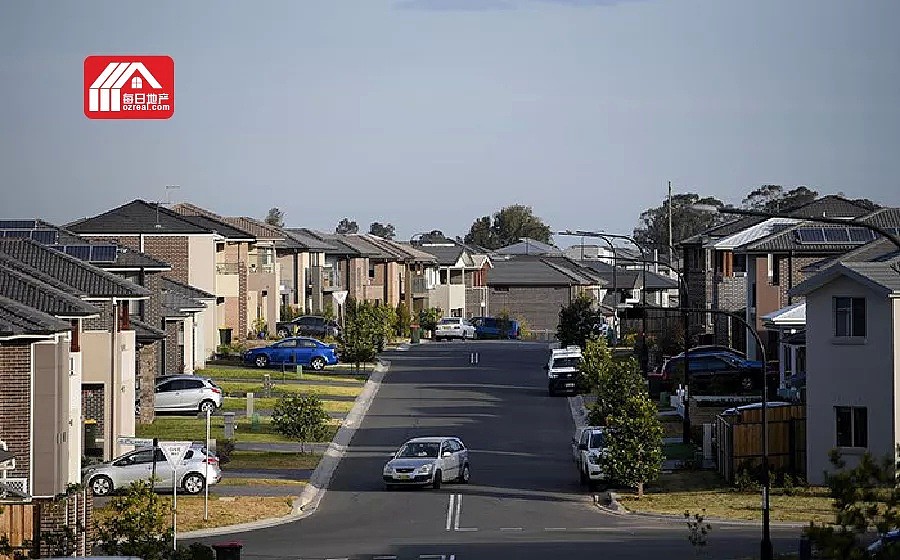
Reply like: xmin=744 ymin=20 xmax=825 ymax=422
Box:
xmin=589 ymin=432 xmax=605 ymax=449
xmin=439 ymin=319 xmax=459 ymax=325
xmin=553 ymin=357 xmax=581 ymax=368
xmin=397 ymin=442 xmax=441 ymax=458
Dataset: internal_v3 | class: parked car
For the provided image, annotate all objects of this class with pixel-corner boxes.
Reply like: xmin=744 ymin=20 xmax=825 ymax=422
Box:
xmin=651 ymin=351 xmax=778 ymax=394
xmin=434 ymin=317 xmax=476 ymax=341
xmin=382 ymin=437 xmax=470 ymax=489
xmin=545 ymin=345 xmax=582 ymax=396
xmin=470 ymin=316 xmax=520 ymax=339
xmin=571 ymin=425 xmax=610 ymax=487
xmin=141 ymin=375 xmax=223 ymax=415
xmin=242 ymin=336 xmax=338 ymax=370
xmin=275 ymin=315 xmax=340 ymax=340
xmin=83 ymin=444 xmax=221 ymax=497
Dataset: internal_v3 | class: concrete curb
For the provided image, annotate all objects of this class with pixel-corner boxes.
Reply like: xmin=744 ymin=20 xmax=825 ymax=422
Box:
xmin=181 ymin=359 xmax=390 ymax=539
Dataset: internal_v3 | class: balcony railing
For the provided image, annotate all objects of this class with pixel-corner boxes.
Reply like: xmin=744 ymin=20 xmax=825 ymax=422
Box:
xmin=306 ymin=266 xmax=340 ymax=290
xmin=249 ymin=262 xmax=275 ymax=274
xmin=412 ymin=277 xmax=428 ymax=295
xmin=216 ymin=262 xmax=240 ymax=275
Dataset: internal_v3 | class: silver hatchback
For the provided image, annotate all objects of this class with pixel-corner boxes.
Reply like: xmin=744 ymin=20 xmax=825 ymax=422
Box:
xmin=152 ymin=375 xmax=223 ymax=414
xmin=83 ymin=444 xmax=222 ymax=496
xmin=382 ymin=437 xmax=470 ymax=489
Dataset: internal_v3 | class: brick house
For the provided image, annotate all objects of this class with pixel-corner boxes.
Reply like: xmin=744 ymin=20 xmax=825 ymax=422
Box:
xmin=0 ymin=296 xmax=94 ymax=556
xmin=287 ymin=229 xmax=375 ymax=308
xmin=278 ymin=228 xmax=338 ymax=314
xmin=160 ymin=277 xmax=212 ymax=374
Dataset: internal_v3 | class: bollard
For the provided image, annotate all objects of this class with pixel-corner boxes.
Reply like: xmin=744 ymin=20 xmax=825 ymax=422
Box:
xmin=246 ymin=392 xmax=254 ymax=418
xmin=263 ymin=374 xmax=272 ymax=398
xmin=223 ymin=412 xmax=236 ymax=439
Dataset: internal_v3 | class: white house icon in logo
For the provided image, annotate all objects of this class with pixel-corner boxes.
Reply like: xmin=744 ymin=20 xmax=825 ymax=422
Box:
xmin=88 ymin=62 xmax=162 ymax=112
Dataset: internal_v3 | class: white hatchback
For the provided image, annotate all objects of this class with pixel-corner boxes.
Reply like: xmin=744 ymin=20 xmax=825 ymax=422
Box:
xmin=434 ymin=317 xmax=476 ymax=341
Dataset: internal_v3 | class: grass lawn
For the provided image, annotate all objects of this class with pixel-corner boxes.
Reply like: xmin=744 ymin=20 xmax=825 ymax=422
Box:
xmin=221 ymin=397 xmax=355 ymax=414
xmin=95 ymin=495 xmax=296 ymax=532
xmin=617 ymin=471 xmax=834 ymax=524
xmin=199 ymin=366 xmax=368 ymax=383
xmin=224 ymin=451 xmax=322 ymax=471
xmin=136 ymin=416 xmax=340 ymax=444
xmin=217 ymin=477 xmax=308 ymax=487
xmin=218 ymin=381 xmax=363 ymax=399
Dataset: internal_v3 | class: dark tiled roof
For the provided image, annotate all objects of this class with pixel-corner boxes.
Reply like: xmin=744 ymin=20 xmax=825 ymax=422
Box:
xmin=103 ymin=247 xmax=171 ymax=270
xmin=222 ymin=217 xmax=286 ymax=241
xmin=286 ymin=229 xmax=355 ymax=254
xmin=369 ymin=238 xmax=437 ymax=263
xmin=488 ymin=255 xmax=604 ymax=286
xmin=161 ymin=281 xmax=206 ymax=318
xmin=0 ymin=238 xmax=150 ymax=299
xmin=416 ymin=244 xmax=465 ymax=266
xmin=177 ymin=214 xmax=255 ymax=241
xmin=0 ymin=296 xmax=72 ymax=336
xmin=68 ymin=200 xmax=211 ymax=234
xmin=839 ymin=262 xmax=900 ymax=291
xmin=494 ymin=239 xmax=562 ymax=256
xmin=805 ymin=238 xmax=900 ymax=273
xmin=334 ymin=235 xmax=395 ymax=260
xmin=791 ymin=261 xmax=900 ymax=296
xmin=131 ymin=318 xmax=166 ymax=340
xmin=577 ymin=260 xmax=678 ymax=290
xmin=162 ymin=277 xmax=216 ymax=300
xmin=0 ymin=265 xmax=100 ymax=318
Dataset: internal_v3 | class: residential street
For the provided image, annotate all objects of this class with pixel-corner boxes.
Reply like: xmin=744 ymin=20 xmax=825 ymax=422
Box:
xmin=196 ymin=342 xmax=802 ymax=559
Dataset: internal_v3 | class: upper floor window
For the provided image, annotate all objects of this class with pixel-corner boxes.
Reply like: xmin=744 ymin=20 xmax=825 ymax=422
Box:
xmin=834 ymin=297 xmax=865 ymax=338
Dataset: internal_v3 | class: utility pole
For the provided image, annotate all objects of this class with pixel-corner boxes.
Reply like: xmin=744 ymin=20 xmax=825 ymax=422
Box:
xmin=668 ymin=181 xmax=673 ymax=268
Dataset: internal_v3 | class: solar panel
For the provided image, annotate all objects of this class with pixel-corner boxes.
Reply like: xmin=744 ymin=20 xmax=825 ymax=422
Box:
xmin=1 ymin=230 xmax=29 ymax=238
xmin=66 ymin=245 xmax=92 ymax=260
xmin=823 ymin=228 xmax=851 ymax=243
xmin=89 ymin=245 xmax=118 ymax=262
xmin=0 ymin=220 xmax=38 ymax=229
xmin=796 ymin=227 xmax=826 ymax=243
xmin=30 ymin=230 xmax=58 ymax=244
xmin=849 ymin=227 xmax=875 ymax=243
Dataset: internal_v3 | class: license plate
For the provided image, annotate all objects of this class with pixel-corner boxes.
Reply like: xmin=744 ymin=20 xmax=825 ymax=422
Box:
xmin=565 ymin=383 xmax=575 ymax=388
xmin=396 ymin=474 xmax=410 ymax=480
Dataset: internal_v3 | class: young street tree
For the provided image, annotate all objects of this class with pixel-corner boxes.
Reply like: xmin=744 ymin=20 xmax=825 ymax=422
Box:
xmin=271 ymin=394 xmax=330 ymax=454
xmin=335 ymin=217 xmax=359 ymax=234
xmin=369 ymin=221 xmax=396 ymax=240
xmin=605 ymin=390 xmax=664 ymax=498
xmin=265 ymin=207 xmax=285 ymax=227
xmin=94 ymin=480 xmax=174 ymax=560
xmin=464 ymin=205 xmax=552 ymax=250
xmin=557 ymin=293 xmax=605 ymax=349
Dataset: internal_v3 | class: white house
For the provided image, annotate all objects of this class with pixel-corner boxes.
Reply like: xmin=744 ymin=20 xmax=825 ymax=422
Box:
xmin=790 ymin=261 xmax=900 ymax=484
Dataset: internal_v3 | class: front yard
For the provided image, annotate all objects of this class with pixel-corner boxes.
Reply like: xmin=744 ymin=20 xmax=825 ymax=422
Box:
xmin=136 ymin=416 xmax=340 ymax=444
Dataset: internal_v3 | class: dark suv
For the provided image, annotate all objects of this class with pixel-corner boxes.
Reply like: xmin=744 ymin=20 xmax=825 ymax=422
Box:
xmin=654 ymin=351 xmax=777 ymax=395
xmin=276 ymin=315 xmax=340 ymax=340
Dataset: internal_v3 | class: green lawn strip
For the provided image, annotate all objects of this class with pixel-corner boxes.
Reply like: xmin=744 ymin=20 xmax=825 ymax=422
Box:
xmin=199 ymin=366 xmax=368 ymax=383
xmin=224 ymin=451 xmax=322 ymax=471
xmin=218 ymin=381 xmax=363 ymax=399
xmin=217 ymin=477 xmax=308 ymax=487
xmin=221 ymin=397 xmax=354 ymax=414
xmin=616 ymin=471 xmax=833 ymax=524
xmin=662 ymin=442 xmax=698 ymax=461
xmin=137 ymin=417 xmax=340 ymax=444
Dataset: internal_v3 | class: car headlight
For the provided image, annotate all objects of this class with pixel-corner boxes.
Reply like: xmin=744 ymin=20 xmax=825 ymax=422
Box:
xmin=383 ymin=464 xmax=393 ymax=475
xmin=416 ymin=464 xmax=432 ymax=474
xmin=548 ymin=372 xmax=558 ymax=379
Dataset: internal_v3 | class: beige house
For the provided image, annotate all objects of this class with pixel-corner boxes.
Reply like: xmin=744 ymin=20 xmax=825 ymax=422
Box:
xmin=414 ymin=241 xmax=491 ymax=317
xmin=791 ymin=260 xmax=900 ymax=484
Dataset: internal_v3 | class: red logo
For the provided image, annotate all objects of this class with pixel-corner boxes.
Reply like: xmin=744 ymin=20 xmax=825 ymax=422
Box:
xmin=84 ymin=55 xmax=174 ymax=120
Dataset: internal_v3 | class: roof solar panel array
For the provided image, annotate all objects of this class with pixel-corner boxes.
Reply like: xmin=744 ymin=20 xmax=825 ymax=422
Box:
xmin=795 ymin=226 xmax=877 ymax=245
xmin=48 ymin=244 xmax=119 ymax=262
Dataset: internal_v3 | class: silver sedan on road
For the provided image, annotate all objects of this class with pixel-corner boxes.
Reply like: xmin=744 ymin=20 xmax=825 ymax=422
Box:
xmin=382 ymin=437 xmax=470 ymax=489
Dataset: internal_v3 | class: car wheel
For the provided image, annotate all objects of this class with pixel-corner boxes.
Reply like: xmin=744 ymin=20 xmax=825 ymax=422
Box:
xmin=579 ymin=466 xmax=588 ymax=486
xmin=310 ymin=357 xmax=326 ymax=371
xmin=182 ymin=473 xmax=206 ymax=495
xmin=457 ymin=463 xmax=470 ymax=484
xmin=255 ymin=355 xmax=269 ymax=368
xmin=199 ymin=400 xmax=216 ymax=414
xmin=432 ymin=470 xmax=442 ymax=489
xmin=90 ymin=475 xmax=113 ymax=497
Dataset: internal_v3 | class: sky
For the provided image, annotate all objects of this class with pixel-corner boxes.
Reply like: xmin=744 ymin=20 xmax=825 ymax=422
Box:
xmin=2 ymin=0 xmax=899 ymax=244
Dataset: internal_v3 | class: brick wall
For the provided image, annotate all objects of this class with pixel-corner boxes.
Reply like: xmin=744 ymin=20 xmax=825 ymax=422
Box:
xmin=222 ymin=243 xmax=249 ymax=339
xmin=35 ymin=493 xmax=94 ymax=556
xmin=776 ymin=254 xmax=821 ymax=306
xmin=81 ymin=384 xmax=104 ymax=450
xmin=83 ymin=300 xmax=113 ymax=332
xmin=489 ymin=286 xmax=572 ymax=333
xmin=142 ymin=236 xmax=190 ymax=284
xmin=136 ymin=343 xmax=157 ymax=424
xmin=0 ymin=341 xmax=32 ymax=486
xmin=164 ymin=321 xmax=183 ymax=373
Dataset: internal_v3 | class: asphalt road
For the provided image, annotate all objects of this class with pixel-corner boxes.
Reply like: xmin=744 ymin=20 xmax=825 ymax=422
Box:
xmin=197 ymin=341 xmax=803 ymax=560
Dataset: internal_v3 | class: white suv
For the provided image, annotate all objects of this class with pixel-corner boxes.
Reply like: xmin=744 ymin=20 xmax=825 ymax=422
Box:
xmin=435 ymin=317 xmax=476 ymax=341
xmin=572 ymin=425 xmax=610 ymax=488
xmin=545 ymin=346 xmax=582 ymax=396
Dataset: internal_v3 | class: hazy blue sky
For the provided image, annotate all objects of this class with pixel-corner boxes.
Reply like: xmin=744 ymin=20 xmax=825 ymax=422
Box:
xmin=2 ymin=0 xmax=899 ymax=242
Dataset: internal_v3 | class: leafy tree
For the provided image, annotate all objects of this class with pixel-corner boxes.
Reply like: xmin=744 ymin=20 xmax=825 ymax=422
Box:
xmin=94 ymin=480 xmax=173 ymax=560
xmin=395 ymin=302 xmax=411 ymax=337
xmin=368 ymin=222 xmax=396 ymax=240
xmin=633 ymin=193 xmax=726 ymax=251
xmin=464 ymin=205 xmax=552 ymax=250
xmin=605 ymin=389 xmax=664 ymax=497
xmin=341 ymin=298 xmax=380 ymax=368
xmin=578 ymin=336 xmax=613 ymax=398
xmin=335 ymin=218 xmax=359 ymax=234
xmin=414 ymin=230 xmax=453 ymax=244
xmin=588 ymin=356 xmax=647 ymax=426
xmin=418 ymin=307 xmax=442 ymax=334
xmin=464 ymin=216 xmax=497 ymax=249
xmin=805 ymin=448 xmax=900 ymax=559
xmin=265 ymin=207 xmax=285 ymax=227
xmin=742 ymin=185 xmax=818 ymax=213
xmin=271 ymin=394 xmax=329 ymax=453
xmin=557 ymin=293 xmax=604 ymax=349
xmin=374 ymin=303 xmax=397 ymax=350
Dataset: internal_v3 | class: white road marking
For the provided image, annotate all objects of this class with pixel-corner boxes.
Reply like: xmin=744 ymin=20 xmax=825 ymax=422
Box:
xmin=500 ymin=527 xmax=523 ymax=532
xmin=373 ymin=557 xmax=397 ymax=560
xmin=445 ymin=494 xmax=455 ymax=531
xmin=544 ymin=527 xmax=567 ymax=531
xmin=453 ymin=494 xmax=478 ymax=531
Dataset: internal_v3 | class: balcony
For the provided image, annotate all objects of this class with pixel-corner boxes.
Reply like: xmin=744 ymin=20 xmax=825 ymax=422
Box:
xmin=216 ymin=262 xmax=241 ymax=275
xmin=249 ymin=262 xmax=275 ymax=274
xmin=412 ymin=277 xmax=428 ymax=296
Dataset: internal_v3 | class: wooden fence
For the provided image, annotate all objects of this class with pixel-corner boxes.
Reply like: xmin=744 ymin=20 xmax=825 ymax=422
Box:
xmin=716 ymin=404 xmax=806 ymax=483
xmin=0 ymin=503 xmax=34 ymax=560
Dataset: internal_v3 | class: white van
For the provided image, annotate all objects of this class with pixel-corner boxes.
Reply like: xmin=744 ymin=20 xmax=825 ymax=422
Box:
xmin=544 ymin=345 xmax=582 ymax=396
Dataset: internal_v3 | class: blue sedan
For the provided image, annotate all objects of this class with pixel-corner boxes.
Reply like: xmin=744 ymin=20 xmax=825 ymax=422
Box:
xmin=243 ymin=337 xmax=339 ymax=371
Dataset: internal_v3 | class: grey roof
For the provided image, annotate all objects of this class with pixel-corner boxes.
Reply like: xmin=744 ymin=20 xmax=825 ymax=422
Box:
xmin=162 ymin=276 xmax=216 ymax=300
xmin=416 ymin=244 xmax=466 ymax=266
xmin=161 ymin=282 xmax=206 ymax=318
xmin=131 ymin=318 xmax=167 ymax=340
xmin=0 ymin=239 xmax=150 ymax=299
xmin=577 ymin=260 xmax=678 ymax=291
xmin=494 ymin=238 xmax=562 ymax=256
xmin=488 ymin=255 xmax=605 ymax=286
xmin=791 ymin=261 xmax=900 ymax=297
xmin=0 ymin=296 xmax=72 ymax=336
xmin=0 ymin=265 xmax=100 ymax=318
xmin=68 ymin=200 xmax=212 ymax=234
xmin=102 ymin=247 xmax=171 ymax=270
xmin=167 ymin=203 xmax=257 ymax=241
xmin=282 ymin=228 xmax=341 ymax=252
xmin=805 ymin=237 xmax=900 ymax=273
xmin=333 ymin=234 xmax=394 ymax=260
xmin=375 ymin=239 xmax=438 ymax=263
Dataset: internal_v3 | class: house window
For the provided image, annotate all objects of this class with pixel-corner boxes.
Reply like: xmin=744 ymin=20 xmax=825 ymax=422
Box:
xmin=835 ymin=406 xmax=868 ymax=448
xmin=834 ymin=297 xmax=866 ymax=338
xmin=733 ymin=254 xmax=747 ymax=274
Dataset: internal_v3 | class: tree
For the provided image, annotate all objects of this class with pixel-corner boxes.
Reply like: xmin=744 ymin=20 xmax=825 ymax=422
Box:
xmin=557 ymin=293 xmax=604 ymax=349
xmin=94 ymin=480 xmax=174 ymax=560
xmin=806 ymin=448 xmax=900 ymax=559
xmin=341 ymin=298 xmax=380 ymax=369
xmin=463 ymin=205 xmax=552 ymax=250
xmin=604 ymin=389 xmax=664 ymax=497
xmin=463 ymin=216 xmax=497 ymax=249
xmin=742 ymin=185 xmax=818 ymax=213
xmin=368 ymin=222 xmax=396 ymax=240
xmin=271 ymin=394 xmax=330 ymax=453
xmin=633 ymin=193 xmax=726 ymax=251
xmin=395 ymin=302 xmax=411 ymax=337
xmin=265 ymin=207 xmax=285 ymax=227
xmin=588 ymin=355 xmax=647 ymax=426
xmin=414 ymin=230 xmax=453 ymax=244
xmin=335 ymin=218 xmax=359 ymax=234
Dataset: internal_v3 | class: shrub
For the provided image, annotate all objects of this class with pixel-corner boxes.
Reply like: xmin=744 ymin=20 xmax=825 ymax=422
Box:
xmin=95 ymin=480 xmax=172 ymax=560
xmin=215 ymin=438 xmax=235 ymax=467
xmin=271 ymin=394 xmax=329 ymax=453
